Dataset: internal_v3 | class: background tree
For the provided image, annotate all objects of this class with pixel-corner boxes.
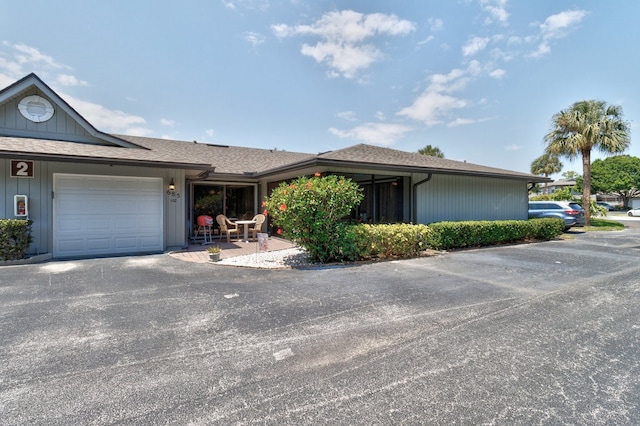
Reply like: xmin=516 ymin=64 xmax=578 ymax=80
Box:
xmin=418 ymin=145 xmax=445 ymax=158
xmin=561 ymin=171 xmax=580 ymax=181
xmin=544 ymin=100 xmax=630 ymax=225
xmin=590 ymin=155 xmax=640 ymax=207
xmin=530 ymin=152 xmax=563 ymax=192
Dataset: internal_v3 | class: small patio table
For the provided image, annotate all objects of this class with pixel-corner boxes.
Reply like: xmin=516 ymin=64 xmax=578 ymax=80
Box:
xmin=235 ymin=220 xmax=257 ymax=241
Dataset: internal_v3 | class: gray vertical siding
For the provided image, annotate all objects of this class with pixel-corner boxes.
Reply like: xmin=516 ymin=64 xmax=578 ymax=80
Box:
xmin=0 ymin=87 xmax=96 ymax=142
xmin=414 ymin=173 xmax=528 ymax=224
xmin=1 ymin=158 xmax=50 ymax=254
xmin=1 ymin=159 xmax=187 ymax=255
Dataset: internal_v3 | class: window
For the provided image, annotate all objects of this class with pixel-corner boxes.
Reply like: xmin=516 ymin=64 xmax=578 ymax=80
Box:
xmin=192 ymin=183 xmax=256 ymax=231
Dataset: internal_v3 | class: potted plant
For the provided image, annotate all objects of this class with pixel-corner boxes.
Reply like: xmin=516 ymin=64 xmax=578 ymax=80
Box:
xmin=206 ymin=245 xmax=222 ymax=262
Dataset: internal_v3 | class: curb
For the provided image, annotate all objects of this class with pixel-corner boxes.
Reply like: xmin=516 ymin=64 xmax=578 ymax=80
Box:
xmin=0 ymin=253 xmax=52 ymax=267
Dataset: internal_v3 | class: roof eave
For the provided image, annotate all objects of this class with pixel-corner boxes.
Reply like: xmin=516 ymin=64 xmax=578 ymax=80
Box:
xmin=0 ymin=151 xmax=212 ymax=170
xmin=256 ymin=158 xmax=550 ymax=182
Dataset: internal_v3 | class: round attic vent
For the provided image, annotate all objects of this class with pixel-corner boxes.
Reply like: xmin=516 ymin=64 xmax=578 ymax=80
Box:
xmin=18 ymin=95 xmax=55 ymax=123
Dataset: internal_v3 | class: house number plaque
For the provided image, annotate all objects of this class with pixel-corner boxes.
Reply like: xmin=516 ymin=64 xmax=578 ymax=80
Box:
xmin=11 ymin=160 xmax=34 ymax=178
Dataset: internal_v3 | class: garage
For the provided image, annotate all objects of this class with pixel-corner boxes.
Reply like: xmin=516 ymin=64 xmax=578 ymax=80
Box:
xmin=53 ymin=174 xmax=164 ymax=258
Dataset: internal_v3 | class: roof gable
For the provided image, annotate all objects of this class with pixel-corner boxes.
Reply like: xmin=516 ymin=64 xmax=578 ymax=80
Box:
xmin=0 ymin=73 xmax=141 ymax=148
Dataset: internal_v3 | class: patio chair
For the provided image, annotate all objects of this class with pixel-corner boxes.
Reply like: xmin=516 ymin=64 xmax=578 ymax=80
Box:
xmin=216 ymin=214 xmax=239 ymax=243
xmin=248 ymin=214 xmax=266 ymax=241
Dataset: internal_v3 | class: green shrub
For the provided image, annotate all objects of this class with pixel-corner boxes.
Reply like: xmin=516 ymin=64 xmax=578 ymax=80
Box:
xmin=426 ymin=219 xmax=564 ymax=251
xmin=0 ymin=219 xmax=33 ymax=261
xmin=346 ymin=223 xmax=431 ymax=260
xmin=264 ymin=174 xmax=364 ymax=263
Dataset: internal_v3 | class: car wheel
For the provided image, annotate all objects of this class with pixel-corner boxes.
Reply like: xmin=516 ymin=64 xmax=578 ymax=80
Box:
xmin=629 ymin=211 xmax=634 ymax=217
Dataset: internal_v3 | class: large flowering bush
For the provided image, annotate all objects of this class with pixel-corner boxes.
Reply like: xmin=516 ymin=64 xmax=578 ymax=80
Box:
xmin=264 ymin=173 xmax=363 ymax=262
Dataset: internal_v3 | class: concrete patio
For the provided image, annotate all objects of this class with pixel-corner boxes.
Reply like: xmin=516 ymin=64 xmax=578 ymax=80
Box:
xmin=168 ymin=236 xmax=297 ymax=263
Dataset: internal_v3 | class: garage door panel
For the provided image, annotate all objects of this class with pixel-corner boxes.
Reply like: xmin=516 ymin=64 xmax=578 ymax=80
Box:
xmin=58 ymin=239 xmax=83 ymax=251
xmin=113 ymin=217 xmax=138 ymax=232
xmin=87 ymin=218 xmax=112 ymax=232
xmin=54 ymin=174 xmax=164 ymax=258
xmin=86 ymin=238 xmax=112 ymax=251
xmin=113 ymin=237 xmax=138 ymax=250
xmin=140 ymin=236 xmax=162 ymax=247
xmin=57 ymin=216 xmax=83 ymax=232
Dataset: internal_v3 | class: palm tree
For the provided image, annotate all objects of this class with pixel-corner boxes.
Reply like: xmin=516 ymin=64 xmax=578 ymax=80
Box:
xmin=530 ymin=152 xmax=563 ymax=193
xmin=418 ymin=144 xmax=444 ymax=158
xmin=544 ymin=100 xmax=630 ymax=225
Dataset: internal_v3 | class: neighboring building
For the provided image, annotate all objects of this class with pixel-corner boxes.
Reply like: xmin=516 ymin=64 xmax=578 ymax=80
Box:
xmin=0 ymin=74 xmax=549 ymax=259
xmin=539 ymin=179 xmax=578 ymax=195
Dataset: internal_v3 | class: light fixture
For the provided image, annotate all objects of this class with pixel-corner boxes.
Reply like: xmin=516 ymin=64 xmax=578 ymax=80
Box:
xmin=168 ymin=178 xmax=176 ymax=191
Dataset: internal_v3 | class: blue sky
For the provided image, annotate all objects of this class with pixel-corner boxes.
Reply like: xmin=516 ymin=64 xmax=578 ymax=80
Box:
xmin=1 ymin=0 xmax=638 ymax=177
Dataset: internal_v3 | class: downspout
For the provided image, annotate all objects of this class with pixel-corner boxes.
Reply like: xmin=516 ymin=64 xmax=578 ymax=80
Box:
xmin=372 ymin=175 xmax=377 ymax=223
xmin=412 ymin=173 xmax=432 ymax=224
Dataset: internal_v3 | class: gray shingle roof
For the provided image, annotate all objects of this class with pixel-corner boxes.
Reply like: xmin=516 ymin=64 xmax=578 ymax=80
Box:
xmin=0 ymin=135 xmax=212 ymax=168
xmin=313 ymin=143 xmax=543 ymax=181
xmin=0 ymin=134 xmax=548 ymax=182
xmin=118 ymin=135 xmax=315 ymax=174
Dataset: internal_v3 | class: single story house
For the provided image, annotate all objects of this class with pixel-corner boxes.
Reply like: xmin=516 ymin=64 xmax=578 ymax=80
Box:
xmin=1 ymin=73 xmax=549 ymax=259
xmin=538 ymin=179 xmax=579 ymax=196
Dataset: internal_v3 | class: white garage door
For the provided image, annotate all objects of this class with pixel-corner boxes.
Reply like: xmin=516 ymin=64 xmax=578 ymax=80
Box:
xmin=53 ymin=174 xmax=164 ymax=258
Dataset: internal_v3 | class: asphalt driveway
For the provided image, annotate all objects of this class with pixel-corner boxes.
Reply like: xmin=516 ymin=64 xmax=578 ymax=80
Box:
xmin=1 ymin=220 xmax=640 ymax=424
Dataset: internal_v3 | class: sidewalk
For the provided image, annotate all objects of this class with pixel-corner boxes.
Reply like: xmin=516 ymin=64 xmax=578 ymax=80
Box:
xmin=168 ymin=236 xmax=297 ymax=264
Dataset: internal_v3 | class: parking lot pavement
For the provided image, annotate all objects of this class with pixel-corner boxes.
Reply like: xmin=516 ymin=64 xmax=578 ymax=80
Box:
xmin=1 ymin=225 xmax=640 ymax=424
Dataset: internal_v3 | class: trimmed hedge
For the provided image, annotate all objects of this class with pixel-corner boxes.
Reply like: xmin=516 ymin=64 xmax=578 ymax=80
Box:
xmin=0 ymin=219 xmax=33 ymax=261
xmin=425 ymin=219 xmax=564 ymax=251
xmin=305 ymin=219 xmax=563 ymax=263
xmin=343 ymin=223 xmax=431 ymax=260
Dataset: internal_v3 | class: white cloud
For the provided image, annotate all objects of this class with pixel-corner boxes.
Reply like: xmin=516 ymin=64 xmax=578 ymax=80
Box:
xmin=272 ymin=10 xmax=415 ymax=79
xmin=489 ymin=68 xmax=506 ymax=79
xmin=60 ymin=92 xmax=152 ymax=136
xmin=222 ymin=0 xmax=269 ymax=12
xmin=244 ymin=31 xmax=265 ymax=48
xmin=375 ymin=111 xmax=385 ymax=121
xmin=416 ymin=36 xmax=435 ymax=49
xmin=529 ymin=42 xmax=550 ymax=58
xmin=529 ymin=9 xmax=588 ymax=58
xmin=329 ymin=122 xmax=412 ymax=146
xmin=0 ymin=73 xmax=16 ymax=88
xmin=300 ymin=41 xmax=382 ymax=79
xmin=336 ymin=111 xmax=357 ymax=121
xmin=160 ymin=118 xmax=175 ymax=127
xmin=0 ymin=42 xmax=72 ymax=81
xmin=504 ymin=144 xmax=523 ymax=151
xmin=428 ymin=18 xmax=444 ymax=32
xmin=540 ymin=9 xmax=588 ymax=40
xmin=447 ymin=118 xmax=477 ymax=127
xmin=396 ymin=61 xmax=489 ymax=126
xmin=397 ymin=91 xmax=467 ymax=126
xmin=11 ymin=43 xmax=69 ymax=70
xmin=480 ymin=0 xmax=509 ymax=25
xmin=57 ymin=74 xmax=88 ymax=87
xmin=206 ymin=129 xmax=216 ymax=137
xmin=462 ymin=36 xmax=490 ymax=57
